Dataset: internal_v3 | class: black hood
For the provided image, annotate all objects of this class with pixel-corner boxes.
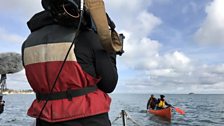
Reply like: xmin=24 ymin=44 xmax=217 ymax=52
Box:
xmin=27 ymin=11 xmax=55 ymax=32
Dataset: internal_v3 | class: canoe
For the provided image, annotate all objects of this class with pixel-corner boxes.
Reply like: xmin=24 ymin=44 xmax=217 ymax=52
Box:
xmin=148 ymin=107 xmax=172 ymax=120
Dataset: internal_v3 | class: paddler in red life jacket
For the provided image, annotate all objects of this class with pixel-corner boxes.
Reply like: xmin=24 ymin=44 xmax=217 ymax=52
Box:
xmin=156 ymin=95 xmax=172 ymax=110
xmin=21 ymin=0 xmax=124 ymax=125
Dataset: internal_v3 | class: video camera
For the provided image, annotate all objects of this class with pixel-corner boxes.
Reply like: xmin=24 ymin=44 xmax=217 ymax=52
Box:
xmin=42 ymin=0 xmax=125 ymax=55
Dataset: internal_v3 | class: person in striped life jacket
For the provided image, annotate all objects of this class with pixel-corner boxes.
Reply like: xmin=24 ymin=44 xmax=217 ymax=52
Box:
xmin=21 ymin=0 xmax=123 ymax=125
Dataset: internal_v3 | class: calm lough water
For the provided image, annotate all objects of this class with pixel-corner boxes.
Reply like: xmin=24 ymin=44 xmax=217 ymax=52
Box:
xmin=0 ymin=94 xmax=224 ymax=126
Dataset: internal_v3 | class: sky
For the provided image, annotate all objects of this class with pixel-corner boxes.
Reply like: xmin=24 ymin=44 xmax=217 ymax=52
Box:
xmin=0 ymin=0 xmax=224 ymax=94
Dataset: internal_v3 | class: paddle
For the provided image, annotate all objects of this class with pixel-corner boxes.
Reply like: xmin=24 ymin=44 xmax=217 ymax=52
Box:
xmin=172 ymin=107 xmax=185 ymax=115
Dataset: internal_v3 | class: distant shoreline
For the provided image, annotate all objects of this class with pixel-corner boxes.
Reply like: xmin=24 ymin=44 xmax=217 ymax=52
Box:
xmin=2 ymin=89 xmax=34 ymax=94
xmin=3 ymin=92 xmax=34 ymax=95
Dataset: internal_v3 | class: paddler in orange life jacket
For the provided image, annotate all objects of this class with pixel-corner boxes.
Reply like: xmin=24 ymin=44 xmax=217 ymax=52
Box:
xmin=156 ymin=95 xmax=172 ymax=110
xmin=21 ymin=0 xmax=124 ymax=125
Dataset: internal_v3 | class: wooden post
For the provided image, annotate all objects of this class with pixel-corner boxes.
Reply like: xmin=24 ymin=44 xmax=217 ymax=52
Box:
xmin=121 ymin=110 xmax=127 ymax=126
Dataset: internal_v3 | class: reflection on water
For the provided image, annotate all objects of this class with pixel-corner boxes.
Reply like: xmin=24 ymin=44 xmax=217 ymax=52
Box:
xmin=0 ymin=94 xmax=224 ymax=126
xmin=0 ymin=94 xmax=35 ymax=126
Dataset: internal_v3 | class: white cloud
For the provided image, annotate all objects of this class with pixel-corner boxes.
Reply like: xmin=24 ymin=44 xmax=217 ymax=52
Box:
xmin=0 ymin=0 xmax=43 ymax=19
xmin=105 ymin=0 xmax=149 ymax=11
xmin=106 ymin=0 xmax=162 ymax=71
xmin=107 ymin=1 xmax=162 ymax=70
xmin=0 ymin=28 xmax=25 ymax=44
xmin=121 ymin=47 xmax=224 ymax=94
xmin=0 ymin=1 xmax=43 ymax=51
xmin=194 ymin=0 xmax=224 ymax=45
xmin=149 ymin=69 xmax=178 ymax=77
xmin=105 ymin=0 xmax=224 ymax=94
xmin=104 ymin=0 xmax=154 ymax=30
xmin=134 ymin=11 xmax=162 ymax=37
xmin=0 ymin=0 xmax=223 ymax=94
xmin=121 ymin=35 xmax=162 ymax=70
xmin=105 ymin=0 xmax=152 ymax=15
xmin=163 ymin=51 xmax=191 ymax=71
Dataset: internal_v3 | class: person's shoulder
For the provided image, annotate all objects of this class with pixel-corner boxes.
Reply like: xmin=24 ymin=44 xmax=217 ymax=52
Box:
xmin=80 ymin=29 xmax=101 ymax=44
xmin=80 ymin=28 xmax=98 ymax=38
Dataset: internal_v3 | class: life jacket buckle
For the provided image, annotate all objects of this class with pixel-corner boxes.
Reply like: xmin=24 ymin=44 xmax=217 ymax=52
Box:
xmin=36 ymin=93 xmax=41 ymax=102
xmin=66 ymin=89 xmax=73 ymax=101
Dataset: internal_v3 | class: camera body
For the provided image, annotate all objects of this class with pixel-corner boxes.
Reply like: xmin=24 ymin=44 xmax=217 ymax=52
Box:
xmin=41 ymin=0 xmax=125 ymax=55
xmin=41 ymin=0 xmax=82 ymax=27
xmin=116 ymin=33 xmax=125 ymax=56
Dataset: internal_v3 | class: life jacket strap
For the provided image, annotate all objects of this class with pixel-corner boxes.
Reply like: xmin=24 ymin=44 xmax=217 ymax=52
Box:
xmin=36 ymin=85 xmax=97 ymax=101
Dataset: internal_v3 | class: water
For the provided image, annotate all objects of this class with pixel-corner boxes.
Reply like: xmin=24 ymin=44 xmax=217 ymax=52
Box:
xmin=0 ymin=94 xmax=224 ymax=126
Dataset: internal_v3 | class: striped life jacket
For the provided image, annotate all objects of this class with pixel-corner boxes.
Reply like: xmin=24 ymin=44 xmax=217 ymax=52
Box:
xmin=22 ymin=24 xmax=111 ymax=122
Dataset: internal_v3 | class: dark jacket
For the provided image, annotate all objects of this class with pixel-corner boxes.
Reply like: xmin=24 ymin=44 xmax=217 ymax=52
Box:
xmin=23 ymin=11 xmax=118 ymax=126
xmin=147 ymin=97 xmax=157 ymax=109
xmin=24 ymin=11 xmax=118 ymax=93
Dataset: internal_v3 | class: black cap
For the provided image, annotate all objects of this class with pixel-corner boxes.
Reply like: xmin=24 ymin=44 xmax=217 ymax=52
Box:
xmin=160 ymin=95 xmax=165 ymax=98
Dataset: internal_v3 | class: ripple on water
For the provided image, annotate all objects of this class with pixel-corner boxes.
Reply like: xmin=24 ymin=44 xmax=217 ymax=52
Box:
xmin=1 ymin=94 xmax=224 ymax=126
